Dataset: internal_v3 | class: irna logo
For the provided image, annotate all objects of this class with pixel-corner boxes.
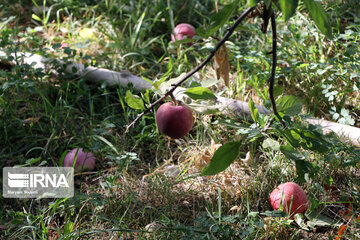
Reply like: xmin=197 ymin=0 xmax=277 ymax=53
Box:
xmin=7 ymin=172 xmax=70 ymax=188
xmin=3 ymin=167 xmax=74 ymax=198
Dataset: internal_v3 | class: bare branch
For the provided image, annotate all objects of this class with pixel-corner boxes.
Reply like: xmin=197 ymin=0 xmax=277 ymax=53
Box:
xmin=268 ymin=11 xmax=286 ymax=127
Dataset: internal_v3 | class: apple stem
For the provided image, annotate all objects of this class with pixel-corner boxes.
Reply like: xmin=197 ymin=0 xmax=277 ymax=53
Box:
xmin=169 ymin=93 xmax=177 ymax=105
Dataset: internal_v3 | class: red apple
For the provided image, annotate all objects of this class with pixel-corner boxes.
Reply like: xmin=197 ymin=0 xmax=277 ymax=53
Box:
xmin=171 ymin=23 xmax=196 ymax=42
xmin=156 ymin=102 xmax=193 ymax=139
xmin=63 ymin=148 xmax=95 ymax=172
xmin=269 ymin=182 xmax=308 ymax=217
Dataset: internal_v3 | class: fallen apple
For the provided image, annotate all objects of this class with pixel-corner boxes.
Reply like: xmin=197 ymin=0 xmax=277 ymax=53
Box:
xmin=63 ymin=148 xmax=95 ymax=172
xmin=171 ymin=23 xmax=196 ymax=42
xmin=269 ymin=182 xmax=308 ymax=217
xmin=156 ymin=102 xmax=193 ymax=139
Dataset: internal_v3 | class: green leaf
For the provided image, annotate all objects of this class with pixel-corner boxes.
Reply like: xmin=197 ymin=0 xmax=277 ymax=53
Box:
xmin=303 ymin=0 xmax=333 ymax=38
xmin=249 ymin=98 xmax=259 ymax=123
xmin=187 ymin=102 xmax=219 ymax=114
xmin=248 ymin=211 xmax=259 ymax=218
xmin=294 ymin=213 xmax=309 ymax=230
xmin=294 ymin=159 xmax=308 ymax=183
xmin=157 ymin=73 xmax=186 ymax=95
xmin=301 ymin=129 xmax=329 ymax=153
xmin=143 ymin=89 xmax=150 ymax=104
xmin=273 ymin=86 xmax=284 ymax=99
xmin=279 ymin=0 xmax=298 ymax=21
xmin=125 ymin=90 xmax=144 ymax=110
xmin=263 ymin=138 xmax=280 ymax=151
xmin=0 ymin=16 xmax=16 ymax=30
xmin=197 ymin=0 xmax=240 ymax=38
xmin=25 ymin=157 xmax=41 ymax=165
xmin=59 ymin=151 xmax=68 ymax=167
xmin=280 ymin=145 xmax=305 ymax=161
xmin=32 ymin=14 xmax=42 ymax=22
xmin=306 ymin=211 xmax=341 ymax=228
xmin=281 ymin=124 xmax=330 ymax=152
xmin=279 ymin=128 xmax=301 ymax=147
xmin=280 ymin=145 xmax=310 ymax=182
xmin=276 ymin=95 xmax=303 ymax=116
xmin=201 ymin=141 xmax=241 ymax=175
xmin=247 ymin=0 xmax=260 ymax=7
xmin=64 ymin=221 xmax=74 ymax=235
xmin=189 ymin=81 xmax=202 ymax=88
xmin=261 ymin=210 xmax=287 ymax=218
xmin=93 ymin=135 xmax=119 ymax=154
xmin=184 ymin=87 xmax=217 ymax=100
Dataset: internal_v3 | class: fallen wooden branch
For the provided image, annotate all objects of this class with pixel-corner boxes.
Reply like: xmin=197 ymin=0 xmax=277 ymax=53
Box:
xmin=1 ymin=50 xmax=359 ymax=147
xmin=304 ymin=118 xmax=360 ymax=148
xmin=0 ymin=50 xmax=152 ymax=91
xmin=216 ymin=96 xmax=360 ymax=147
xmin=216 ymin=96 xmax=272 ymax=117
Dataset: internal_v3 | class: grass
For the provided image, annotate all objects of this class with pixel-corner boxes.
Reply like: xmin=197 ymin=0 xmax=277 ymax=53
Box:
xmin=1 ymin=0 xmax=360 ymax=239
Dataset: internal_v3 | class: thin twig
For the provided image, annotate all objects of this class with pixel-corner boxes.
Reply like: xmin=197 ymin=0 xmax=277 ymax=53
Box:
xmin=125 ymin=6 xmax=255 ymax=133
xmin=268 ymin=11 xmax=286 ymax=127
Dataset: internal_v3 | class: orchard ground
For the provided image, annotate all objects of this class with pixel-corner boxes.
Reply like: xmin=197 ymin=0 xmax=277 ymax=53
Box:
xmin=0 ymin=1 xmax=359 ymax=239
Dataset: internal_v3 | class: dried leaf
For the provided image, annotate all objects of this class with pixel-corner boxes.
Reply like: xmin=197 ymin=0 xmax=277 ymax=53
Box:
xmin=23 ymin=117 xmax=40 ymax=125
xmin=194 ymin=149 xmax=213 ymax=170
xmin=241 ymin=151 xmax=252 ymax=165
xmin=194 ymin=139 xmax=221 ymax=170
xmin=214 ymin=44 xmax=230 ymax=86
xmin=230 ymin=205 xmax=241 ymax=212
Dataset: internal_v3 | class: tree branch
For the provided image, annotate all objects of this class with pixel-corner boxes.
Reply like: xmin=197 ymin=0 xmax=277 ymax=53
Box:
xmin=268 ymin=11 xmax=286 ymax=127
xmin=125 ymin=6 xmax=255 ymax=133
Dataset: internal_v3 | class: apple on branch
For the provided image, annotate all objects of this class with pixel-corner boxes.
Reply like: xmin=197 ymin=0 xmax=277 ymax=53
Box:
xmin=156 ymin=102 xmax=193 ymax=139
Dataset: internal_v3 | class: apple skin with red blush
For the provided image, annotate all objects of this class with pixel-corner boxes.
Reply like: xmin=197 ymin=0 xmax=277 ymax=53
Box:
xmin=269 ymin=182 xmax=308 ymax=217
xmin=171 ymin=23 xmax=196 ymax=42
xmin=63 ymin=148 xmax=95 ymax=172
xmin=156 ymin=102 xmax=193 ymax=139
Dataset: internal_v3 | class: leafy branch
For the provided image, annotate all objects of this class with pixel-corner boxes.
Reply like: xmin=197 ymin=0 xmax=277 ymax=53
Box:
xmin=125 ymin=6 xmax=255 ymax=133
xmin=126 ymin=0 xmax=333 ymax=134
